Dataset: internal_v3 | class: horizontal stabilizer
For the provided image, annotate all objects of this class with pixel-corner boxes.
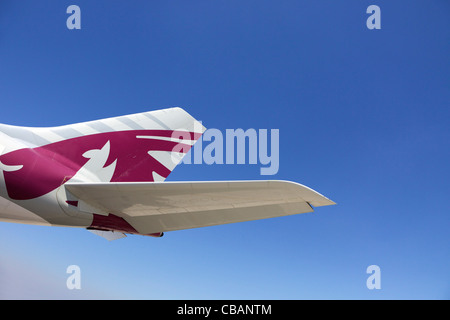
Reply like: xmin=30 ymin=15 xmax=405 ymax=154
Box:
xmin=65 ymin=180 xmax=335 ymax=235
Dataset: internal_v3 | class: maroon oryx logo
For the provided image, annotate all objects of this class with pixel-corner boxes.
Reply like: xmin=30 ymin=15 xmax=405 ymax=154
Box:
xmin=0 ymin=130 xmax=200 ymax=200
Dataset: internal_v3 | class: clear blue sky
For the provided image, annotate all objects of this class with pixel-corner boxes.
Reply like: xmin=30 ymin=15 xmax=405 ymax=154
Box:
xmin=0 ymin=0 xmax=448 ymax=299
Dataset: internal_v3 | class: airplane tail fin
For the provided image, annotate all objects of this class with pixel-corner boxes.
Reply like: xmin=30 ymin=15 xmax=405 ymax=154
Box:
xmin=0 ymin=108 xmax=205 ymax=200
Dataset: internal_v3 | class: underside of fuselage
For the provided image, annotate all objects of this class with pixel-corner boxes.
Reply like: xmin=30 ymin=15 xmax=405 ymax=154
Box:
xmin=0 ymin=195 xmax=50 ymax=226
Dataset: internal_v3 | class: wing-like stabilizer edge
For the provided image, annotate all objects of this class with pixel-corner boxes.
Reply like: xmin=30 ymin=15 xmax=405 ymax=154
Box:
xmin=65 ymin=180 xmax=335 ymax=235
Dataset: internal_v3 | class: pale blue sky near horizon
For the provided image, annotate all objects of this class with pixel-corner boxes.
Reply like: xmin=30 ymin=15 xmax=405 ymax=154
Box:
xmin=0 ymin=0 xmax=449 ymax=299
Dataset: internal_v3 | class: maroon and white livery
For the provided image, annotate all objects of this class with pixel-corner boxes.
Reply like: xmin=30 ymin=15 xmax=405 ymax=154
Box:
xmin=0 ymin=107 xmax=334 ymax=240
